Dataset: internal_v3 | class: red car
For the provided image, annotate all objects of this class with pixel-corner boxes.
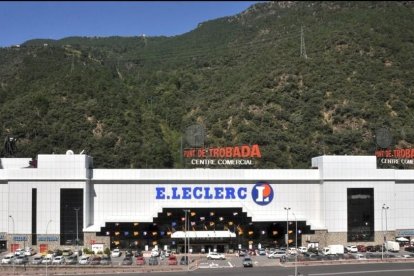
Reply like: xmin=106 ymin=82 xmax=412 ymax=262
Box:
xmin=357 ymin=245 xmax=366 ymax=252
xmin=136 ymin=256 xmax=146 ymax=265
xmin=168 ymin=255 xmax=178 ymax=265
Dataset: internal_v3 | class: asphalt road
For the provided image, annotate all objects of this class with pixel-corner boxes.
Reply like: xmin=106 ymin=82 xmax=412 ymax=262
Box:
xmin=50 ymin=263 xmax=414 ymax=276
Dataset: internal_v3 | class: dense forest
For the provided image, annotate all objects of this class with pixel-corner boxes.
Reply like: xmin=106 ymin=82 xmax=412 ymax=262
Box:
xmin=1 ymin=1 xmax=414 ymax=169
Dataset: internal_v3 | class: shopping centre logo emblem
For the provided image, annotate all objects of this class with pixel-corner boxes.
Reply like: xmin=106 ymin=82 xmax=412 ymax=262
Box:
xmin=252 ymin=181 xmax=274 ymax=206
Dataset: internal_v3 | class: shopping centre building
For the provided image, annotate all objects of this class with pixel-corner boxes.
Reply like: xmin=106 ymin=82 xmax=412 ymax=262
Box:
xmin=1 ymin=152 xmax=414 ymax=253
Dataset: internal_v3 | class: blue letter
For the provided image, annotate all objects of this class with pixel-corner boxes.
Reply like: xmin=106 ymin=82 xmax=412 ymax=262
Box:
xmin=214 ymin=187 xmax=224 ymax=199
xmin=225 ymin=187 xmax=236 ymax=199
xmin=156 ymin=187 xmax=166 ymax=199
xmin=182 ymin=187 xmax=192 ymax=199
xmin=193 ymin=187 xmax=203 ymax=199
xmin=204 ymin=187 xmax=213 ymax=199
xmin=172 ymin=187 xmax=181 ymax=199
xmin=237 ymin=187 xmax=247 ymax=199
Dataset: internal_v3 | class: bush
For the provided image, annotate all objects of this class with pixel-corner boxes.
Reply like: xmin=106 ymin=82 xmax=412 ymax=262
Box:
xmin=104 ymin=248 xmax=111 ymax=256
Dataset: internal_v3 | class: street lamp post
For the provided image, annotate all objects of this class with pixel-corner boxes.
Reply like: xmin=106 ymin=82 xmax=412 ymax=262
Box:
xmin=382 ymin=204 xmax=389 ymax=260
xmin=292 ymin=212 xmax=298 ymax=276
xmin=284 ymin=207 xmax=291 ymax=252
xmin=381 ymin=204 xmax=384 ymax=260
xmin=45 ymin=220 xmax=53 ymax=276
xmin=8 ymin=215 xmax=15 ymax=275
xmin=183 ymin=209 xmax=190 ymax=271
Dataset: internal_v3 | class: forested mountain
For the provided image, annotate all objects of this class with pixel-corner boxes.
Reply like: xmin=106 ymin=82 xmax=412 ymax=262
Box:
xmin=1 ymin=1 xmax=414 ymax=168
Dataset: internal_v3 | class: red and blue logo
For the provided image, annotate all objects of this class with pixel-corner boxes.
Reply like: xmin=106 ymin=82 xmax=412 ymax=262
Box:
xmin=252 ymin=181 xmax=274 ymax=206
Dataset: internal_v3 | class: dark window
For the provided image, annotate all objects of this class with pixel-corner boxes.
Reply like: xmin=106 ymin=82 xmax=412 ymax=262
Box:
xmin=60 ymin=189 xmax=83 ymax=245
xmin=347 ymin=188 xmax=374 ymax=242
xmin=32 ymin=188 xmax=37 ymax=245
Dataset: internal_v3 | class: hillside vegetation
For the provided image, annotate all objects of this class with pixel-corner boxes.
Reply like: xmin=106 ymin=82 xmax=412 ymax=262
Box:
xmin=1 ymin=1 xmax=414 ymax=168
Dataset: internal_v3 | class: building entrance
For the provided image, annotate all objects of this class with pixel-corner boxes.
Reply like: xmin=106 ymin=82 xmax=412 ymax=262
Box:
xmin=0 ymin=240 xmax=6 ymax=252
xmin=97 ymin=207 xmax=314 ymax=251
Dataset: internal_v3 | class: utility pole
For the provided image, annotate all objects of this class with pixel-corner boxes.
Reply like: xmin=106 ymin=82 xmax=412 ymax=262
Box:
xmin=284 ymin=207 xmax=291 ymax=252
xmin=300 ymin=26 xmax=308 ymax=59
xmin=9 ymin=215 xmax=15 ymax=275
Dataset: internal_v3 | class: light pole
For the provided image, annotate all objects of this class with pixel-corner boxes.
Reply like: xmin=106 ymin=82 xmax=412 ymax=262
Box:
xmin=8 ymin=215 xmax=15 ymax=275
xmin=382 ymin=203 xmax=390 ymax=258
xmin=183 ymin=209 xmax=190 ymax=271
xmin=45 ymin=220 xmax=53 ymax=276
xmin=292 ymin=212 xmax=298 ymax=276
xmin=381 ymin=204 xmax=384 ymax=260
xmin=74 ymin=207 xmax=80 ymax=255
xmin=284 ymin=207 xmax=291 ymax=252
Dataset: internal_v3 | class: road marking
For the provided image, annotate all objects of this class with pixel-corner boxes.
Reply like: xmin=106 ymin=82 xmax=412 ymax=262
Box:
xmin=309 ymin=269 xmax=414 ymax=275
xmin=228 ymin=261 xmax=233 ymax=267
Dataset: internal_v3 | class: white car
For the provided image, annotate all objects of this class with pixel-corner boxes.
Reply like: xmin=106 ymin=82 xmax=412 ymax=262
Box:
xmin=206 ymin=252 xmax=225 ymax=260
xmin=151 ymin=249 xmax=160 ymax=257
xmin=298 ymin=246 xmax=308 ymax=253
xmin=111 ymin=248 xmax=121 ymax=258
xmin=14 ymin=248 xmax=25 ymax=256
xmin=52 ymin=256 xmax=65 ymax=264
xmin=79 ymin=256 xmax=90 ymax=265
xmin=1 ymin=254 xmax=15 ymax=264
xmin=42 ymin=256 xmax=53 ymax=264
xmin=24 ymin=247 xmax=36 ymax=256
xmin=346 ymin=245 xmax=358 ymax=253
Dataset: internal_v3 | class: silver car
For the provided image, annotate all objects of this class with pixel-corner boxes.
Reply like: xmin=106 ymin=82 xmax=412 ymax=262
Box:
xmin=268 ymin=250 xmax=286 ymax=259
xmin=31 ymin=256 xmax=44 ymax=265
xmin=14 ymin=255 xmax=29 ymax=264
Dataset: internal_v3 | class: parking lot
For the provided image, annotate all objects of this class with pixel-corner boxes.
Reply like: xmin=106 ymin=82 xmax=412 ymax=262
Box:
xmin=1 ymin=247 xmax=414 ymax=275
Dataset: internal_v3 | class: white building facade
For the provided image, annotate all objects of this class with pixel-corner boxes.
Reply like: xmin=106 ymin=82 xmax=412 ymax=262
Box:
xmin=0 ymin=154 xmax=413 ymax=253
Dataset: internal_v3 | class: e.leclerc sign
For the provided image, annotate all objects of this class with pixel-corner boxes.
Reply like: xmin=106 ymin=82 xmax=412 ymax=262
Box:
xmin=155 ymin=181 xmax=274 ymax=206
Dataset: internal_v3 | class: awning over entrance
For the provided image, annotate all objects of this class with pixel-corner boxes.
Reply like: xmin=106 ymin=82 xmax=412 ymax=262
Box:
xmin=171 ymin=230 xmax=236 ymax=239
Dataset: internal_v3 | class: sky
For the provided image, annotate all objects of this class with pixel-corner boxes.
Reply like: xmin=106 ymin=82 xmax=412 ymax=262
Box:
xmin=0 ymin=1 xmax=262 ymax=47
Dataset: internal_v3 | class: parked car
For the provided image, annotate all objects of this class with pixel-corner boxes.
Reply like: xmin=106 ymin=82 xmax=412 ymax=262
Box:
xmin=238 ymin=249 xmax=247 ymax=257
xmin=52 ymin=249 xmax=63 ymax=257
xmin=90 ymin=256 xmax=102 ymax=265
xmin=357 ymin=245 xmax=366 ymax=252
xmin=111 ymin=248 xmax=121 ymax=258
xmin=62 ymin=248 xmax=73 ymax=256
xmin=52 ymin=256 xmax=65 ymax=265
xmin=268 ymin=250 xmax=286 ymax=259
xmin=14 ymin=255 xmax=29 ymax=265
xmin=136 ymin=256 xmax=146 ymax=265
xmin=24 ymin=247 xmax=36 ymax=256
xmin=242 ymin=257 xmax=253 ymax=267
xmin=207 ymin=252 xmax=225 ymax=260
xmin=180 ymin=255 xmax=189 ymax=265
xmin=168 ymin=255 xmax=178 ymax=265
xmin=100 ymin=255 xmax=111 ymax=265
xmin=42 ymin=256 xmax=53 ymax=265
xmin=122 ymin=256 xmax=133 ymax=265
xmin=14 ymin=248 xmax=25 ymax=256
xmin=148 ymin=256 xmax=159 ymax=265
xmin=346 ymin=245 xmax=358 ymax=253
xmin=150 ymin=249 xmax=160 ymax=257
xmin=134 ymin=250 xmax=143 ymax=257
xmin=65 ymin=255 xmax=78 ymax=265
xmin=79 ymin=256 xmax=90 ymax=265
xmin=1 ymin=254 xmax=15 ymax=264
xmin=125 ymin=249 xmax=133 ymax=257
xmin=31 ymin=255 xmax=44 ymax=265
xmin=258 ymin=249 xmax=266 ymax=255
xmin=298 ymin=246 xmax=308 ymax=253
